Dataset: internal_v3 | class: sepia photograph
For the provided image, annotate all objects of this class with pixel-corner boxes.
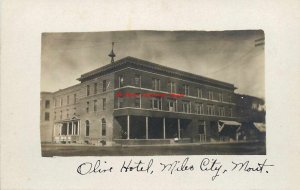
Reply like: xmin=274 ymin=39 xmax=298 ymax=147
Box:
xmin=40 ymin=30 xmax=266 ymax=156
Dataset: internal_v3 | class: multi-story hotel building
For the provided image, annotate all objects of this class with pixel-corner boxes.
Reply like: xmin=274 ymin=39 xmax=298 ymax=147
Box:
xmin=40 ymin=55 xmax=243 ymax=146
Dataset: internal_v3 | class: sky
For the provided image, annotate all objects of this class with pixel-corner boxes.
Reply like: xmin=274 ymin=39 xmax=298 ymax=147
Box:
xmin=41 ymin=30 xmax=265 ymax=98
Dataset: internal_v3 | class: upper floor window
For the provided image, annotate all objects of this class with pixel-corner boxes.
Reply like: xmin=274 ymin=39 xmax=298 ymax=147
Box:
xmin=152 ymin=78 xmax=160 ymax=91
xmin=195 ymin=103 xmax=204 ymax=114
xmin=219 ymin=107 xmax=225 ymax=116
xmin=182 ymin=101 xmax=191 ymax=113
xmin=60 ymin=110 xmax=62 ymax=119
xmin=94 ymin=100 xmax=97 ymax=112
xmin=218 ymin=93 xmax=223 ymax=102
xmin=45 ymin=100 xmax=50 ymax=109
xmin=135 ymin=94 xmax=141 ymax=108
xmin=229 ymin=95 xmax=232 ymax=103
xmin=44 ymin=112 xmax=50 ymax=121
xmin=152 ymin=97 xmax=162 ymax=110
xmin=54 ymin=99 xmax=57 ymax=107
xmin=197 ymin=88 xmax=202 ymax=98
xmin=119 ymin=76 xmax=124 ymax=88
xmin=67 ymin=95 xmax=69 ymax=105
xmin=170 ymin=82 xmax=176 ymax=93
xmin=183 ymin=85 xmax=189 ymax=96
xmin=94 ymin=83 xmax=97 ymax=94
xmin=229 ymin=108 xmax=233 ymax=117
xmin=102 ymin=118 xmax=106 ymax=136
xmin=103 ymin=80 xmax=107 ymax=92
xmin=86 ymin=101 xmax=89 ymax=113
xmin=66 ymin=109 xmax=69 ymax=118
xmin=208 ymin=91 xmax=214 ymax=100
xmin=207 ymin=105 xmax=215 ymax=115
xmin=60 ymin=98 xmax=63 ymax=106
xmin=87 ymin=85 xmax=90 ymax=96
xmin=103 ymin=98 xmax=106 ymax=110
xmin=168 ymin=99 xmax=177 ymax=112
xmin=74 ymin=94 xmax=77 ymax=104
xmin=134 ymin=75 xmax=141 ymax=87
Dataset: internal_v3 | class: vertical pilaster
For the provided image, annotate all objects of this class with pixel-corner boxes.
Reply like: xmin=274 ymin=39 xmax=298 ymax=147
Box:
xmin=178 ymin=119 xmax=181 ymax=139
xmin=67 ymin=123 xmax=69 ymax=135
xmin=163 ymin=117 xmax=166 ymax=139
xmin=146 ymin=116 xmax=148 ymax=139
xmin=127 ymin=115 xmax=130 ymax=139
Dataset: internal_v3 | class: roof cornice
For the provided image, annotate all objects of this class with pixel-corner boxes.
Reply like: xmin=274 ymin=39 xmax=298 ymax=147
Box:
xmin=78 ymin=56 xmax=236 ymax=90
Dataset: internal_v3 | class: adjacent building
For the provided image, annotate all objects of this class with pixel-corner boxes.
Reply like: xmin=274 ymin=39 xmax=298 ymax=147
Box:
xmin=40 ymin=56 xmax=260 ymax=146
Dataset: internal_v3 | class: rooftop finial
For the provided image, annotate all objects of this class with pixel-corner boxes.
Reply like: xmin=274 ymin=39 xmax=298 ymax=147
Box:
xmin=108 ymin=42 xmax=116 ymax=63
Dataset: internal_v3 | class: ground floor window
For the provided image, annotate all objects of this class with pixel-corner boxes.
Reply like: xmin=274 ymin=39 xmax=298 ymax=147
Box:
xmin=102 ymin=118 xmax=106 ymax=136
xmin=86 ymin=120 xmax=90 ymax=136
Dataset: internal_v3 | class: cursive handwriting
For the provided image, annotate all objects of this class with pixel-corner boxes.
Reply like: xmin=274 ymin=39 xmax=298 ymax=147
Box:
xmin=199 ymin=158 xmax=224 ymax=181
xmin=160 ymin=157 xmax=194 ymax=174
xmin=76 ymin=158 xmax=274 ymax=180
xmin=77 ymin=160 xmax=113 ymax=175
xmin=120 ymin=159 xmax=154 ymax=174
xmin=231 ymin=159 xmax=274 ymax=173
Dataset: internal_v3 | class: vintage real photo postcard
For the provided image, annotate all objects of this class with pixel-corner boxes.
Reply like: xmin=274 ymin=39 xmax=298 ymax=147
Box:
xmin=40 ymin=30 xmax=266 ymax=157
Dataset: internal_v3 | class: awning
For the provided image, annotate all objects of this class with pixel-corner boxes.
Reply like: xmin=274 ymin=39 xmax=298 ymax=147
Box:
xmin=218 ymin=120 xmax=241 ymax=132
xmin=254 ymin=122 xmax=266 ymax=132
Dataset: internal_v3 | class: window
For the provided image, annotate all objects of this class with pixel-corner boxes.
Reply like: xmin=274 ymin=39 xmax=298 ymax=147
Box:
xmin=94 ymin=100 xmax=97 ymax=112
xmin=60 ymin=110 xmax=62 ymax=119
xmin=198 ymin=120 xmax=206 ymax=134
xmin=135 ymin=94 xmax=141 ymax=108
xmin=94 ymin=83 xmax=97 ymax=94
xmin=45 ymin=112 xmax=50 ymax=121
xmin=119 ymin=76 xmax=124 ymax=88
xmin=60 ymin=98 xmax=63 ymax=106
xmin=229 ymin=95 xmax=232 ymax=102
xmin=152 ymin=78 xmax=160 ymax=90
xmin=85 ymin=120 xmax=90 ymax=136
xmin=183 ymin=85 xmax=189 ymax=96
xmin=168 ymin=99 xmax=177 ymax=112
xmin=207 ymin=105 xmax=215 ymax=115
xmin=219 ymin=107 xmax=225 ymax=116
xmin=103 ymin=98 xmax=106 ymax=110
xmin=218 ymin=93 xmax=223 ymax=102
xmin=54 ymin=99 xmax=57 ymax=107
xmin=103 ymin=80 xmax=107 ymax=92
xmin=54 ymin=112 xmax=56 ymax=120
xmin=45 ymin=100 xmax=50 ymax=108
xmin=86 ymin=101 xmax=89 ymax=113
xmin=102 ymin=118 xmax=106 ymax=136
xmin=197 ymin=88 xmax=202 ymax=98
xmin=152 ymin=97 xmax=162 ymax=110
xmin=87 ymin=85 xmax=90 ymax=96
xmin=134 ymin=75 xmax=141 ymax=87
xmin=67 ymin=95 xmax=69 ymax=105
xmin=66 ymin=109 xmax=69 ymax=118
xmin=117 ymin=97 xmax=123 ymax=108
xmin=169 ymin=82 xmax=176 ymax=93
xmin=208 ymin=91 xmax=213 ymax=100
xmin=195 ymin=103 xmax=204 ymax=114
xmin=182 ymin=101 xmax=191 ymax=113
xmin=74 ymin=94 xmax=77 ymax=104
xmin=229 ymin=108 xmax=233 ymax=117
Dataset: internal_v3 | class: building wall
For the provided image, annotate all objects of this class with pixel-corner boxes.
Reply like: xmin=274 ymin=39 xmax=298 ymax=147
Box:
xmin=40 ymin=92 xmax=54 ymax=143
xmin=42 ymin=58 xmax=242 ymax=145
xmin=52 ymin=73 xmax=115 ymax=145
xmin=114 ymin=68 xmax=237 ymax=118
